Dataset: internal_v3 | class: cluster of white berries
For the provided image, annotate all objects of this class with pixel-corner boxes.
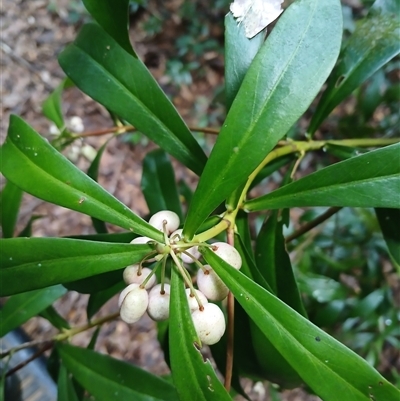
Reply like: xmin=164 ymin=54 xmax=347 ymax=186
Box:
xmin=118 ymin=210 xmax=242 ymax=345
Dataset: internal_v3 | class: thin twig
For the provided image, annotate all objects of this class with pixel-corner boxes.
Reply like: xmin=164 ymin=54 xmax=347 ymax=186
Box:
xmin=0 ymin=339 xmax=54 ymax=358
xmin=5 ymin=342 xmax=54 ymax=377
xmin=285 ymin=207 xmax=342 ymax=243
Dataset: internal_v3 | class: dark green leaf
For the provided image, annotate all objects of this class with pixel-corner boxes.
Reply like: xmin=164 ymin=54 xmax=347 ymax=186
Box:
xmin=82 ymin=0 xmax=135 ymax=56
xmin=376 ymin=208 xmax=400 ymax=271
xmin=201 ymin=247 xmax=400 ymax=401
xmin=18 ymin=215 xmax=43 ymax=237
xmin=87 ymin=139 xmax=113 ymax=234
xmin=40 ymin=305 xmax=70 ymax=330
xmin=1 ymin=116 xmax=163 ymax=242
xmin=256 ymin=212 xmax=307 ymax=317
xmin=245 ymin=143 xmax=400 ymax=211
xmin=141 ymin=149 xmax=182 ymax=219
xmin=42 ymin=78 xmax=74 ymax=129
xmin=325 ymin=144 xmax=368 ymax=160
xmin=224 ymin=12 xmax=264 ymax=109
xmin=58 ymin=365 xmax=79 ymax=401
xmin=0 ymin=181 xmax=23 ymax=238
xmin=67 ymin=232 xmax=135 ymax=243
xmin=169 ymin=267 xmax=231 ymax=401
xmin=87 ymin=280 xmax=125 ymax=320
xmin=183 ymin=0 xmax=343 ymax=238
xmin=58 ymin=24 xmax=207 ymax=175
xmin=308 ymin=11 xmax=400 ymax=135
xmin=0 ymin=285 xmax=67 ymax=336
xmin=58 ymin=343 xmax=178 ymax=401
xmin=63 ymin=270 xmax=122 ymax=294
xmin=0 ymin=237 xmax=152 ymax=296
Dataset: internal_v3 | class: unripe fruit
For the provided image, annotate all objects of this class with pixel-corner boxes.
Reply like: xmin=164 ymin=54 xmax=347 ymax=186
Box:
xmin=147 ymin=284 xmax=171 ymax=321
xmin=149 ymin=210 xmax=180 ymax=234
xmin=191 ymin=303 xmax=226 ymax=345
xmin=170 ymin=229 xmax=201 ymax=263
xmin=185 ymin=288 xmax=208 ymax=312
xmin=119 ymin=284 xmax=149 ymax=324
xmin=130 ymin=236 xmax=152 ymax=245
xmin=211 ymin=242 xmax=242 ymax=270
xmin=196 ymin=265 xmax=229 ymax=301
xmin=123 ymin=264 xmax=156 ymax=289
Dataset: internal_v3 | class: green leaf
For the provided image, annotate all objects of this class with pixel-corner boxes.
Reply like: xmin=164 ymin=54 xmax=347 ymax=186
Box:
xmin=18 ymin=215 xmax=43 ymax=237
xmin=201 ymin=247 xmax=400 ymax=401
xmin=40 ymin=305 xmax=70 ymax=330
xmin=376 ymin=208 xmax=400 ymax=271
xmin=245 ymin=143 xmax=400 ymax=211
xmin=256 ymin=212 xmax=307 ymax=317
xmin=82 ymin=0 xmax=135 ymax=56
xmin=169 ymin=267 xmax=231 ymax=401
xmin=0 ymin=180 xmax=23 ymax=238
xmin=58 ymin=365 xmax=79 ymax=401
xmin=0 ymin=237 xmax=152 ymax=296
xmin=87 ymin=139 xmax=113 ymax=234
xmin=58 ymin=23 xmax=207 ymax=175
xmin=87 ymin=280 xmax=125 ymax=320
xmin=183 ymin=0 xmax=343 ymax=238
xmin=1 ymin=115 xmax=163 ymax=242
xmin=42 ymin=78 xmax=74 ymax=129
xmin=141 ymin=149 xmax=183 ymax=220
xmin=0 ymin=285 xmax=67 ymax=336
xmin=224 ymin=12 xmax=264 ymax=110
xmin=67 ymin=232 xmax=135 ymax=243
xmin=58 ymin=343 xmax=177 ymax=401
xmin=63 ymin=270 xmax=123 ymax=294
xmin=369 ymin=0 xmax=400 ymax=18
xmin=308 ymin=11 xmax=400 ymax=135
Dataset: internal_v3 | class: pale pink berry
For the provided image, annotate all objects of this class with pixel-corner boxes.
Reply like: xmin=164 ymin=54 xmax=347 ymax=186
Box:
xmin=196 ymin=265 xmax=229 ymax=301
xmin=123 ymin=264 xmax=156 ymax=289
xmin=130 ymin=236 xmax=152 ymax=245
xmin=147 ymin=284 xmax=171 ymax=321
xmin=119 ymin=284 xmax=149 ymax=324
xmin=211 ymin=242 xmax=242 ymax=269
xmin=191 ymin=303 xmax=226 ymax=345
xmin=170 ymin=229 xmax=201 ymax=263
xmin=185 ymin=288 xmax=208 ymax=312
xmin=149 ymin=210 xmax=180 ymax=234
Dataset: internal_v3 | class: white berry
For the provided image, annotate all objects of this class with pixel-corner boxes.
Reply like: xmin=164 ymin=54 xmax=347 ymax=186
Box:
xmin=211 ymin=242 xmax=242 ymax=269
xmin=147 ymin=284 xmax=171 ymax=321
xmin=185 ymin=288 xmax=208 ymax=312
xmin=149 ymin=210 xmax=180 ymax=234
xmin=197 ymin=265 xmax=229 ymax=301
xmin=130 ymin=236 xmax=152 ymax=245
xmin=119 ymin=284 xmax=149 ymax=324
xmin=170 ymin=229 xmax=201 ymax=263
xmin=191 ymin=303 xmax=226 ymax=345
xmin=123 ymin=264 xmax=156 ymax=289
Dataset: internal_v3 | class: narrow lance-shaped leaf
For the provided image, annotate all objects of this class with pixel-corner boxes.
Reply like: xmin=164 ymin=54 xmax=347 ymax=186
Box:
xmin=375 ymin=208 xmax=400 ymax=272
xmin=0 ymin=285 xmax=67 ymax=337
xmin=87 ymin=138 xmax=113 ymax=234
xmin=0 ymin=116 xmax=163 ymax=242
xmin=225 ymin=12 xmax=264 ymax=109
xmin=0 ymin=238 xmax=152 ymax=296
xmin=0 ymin=180 xmax=23 ymax=238
xmin=58 ymin=343 xmax=178 ymax=401
xmin=42 ymin=77 xmax=74 ymax=129
xmin=201 ymin=247 xmax=400 ymax=401
xmin=58 ymin=365 xmax=80 ymax=401
xmin=256 ymin=211 xmax=307 ymax=317
xmin=169 ymin=267 xmax=231 ymax=401
xmin=141 ymin=149 xmax=183 ymax=220
xmin=82 ymin=0 xmax=135 ymax=56
xmin=245 ymin=143 xmax=400 ymax=211
xmin=59 ymin=23 xmax=207 ymax=175
xmin=183 ymin=0 xmax=343 ymax=238
xmin=308 ymin=8 xmax=400 ymax=135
